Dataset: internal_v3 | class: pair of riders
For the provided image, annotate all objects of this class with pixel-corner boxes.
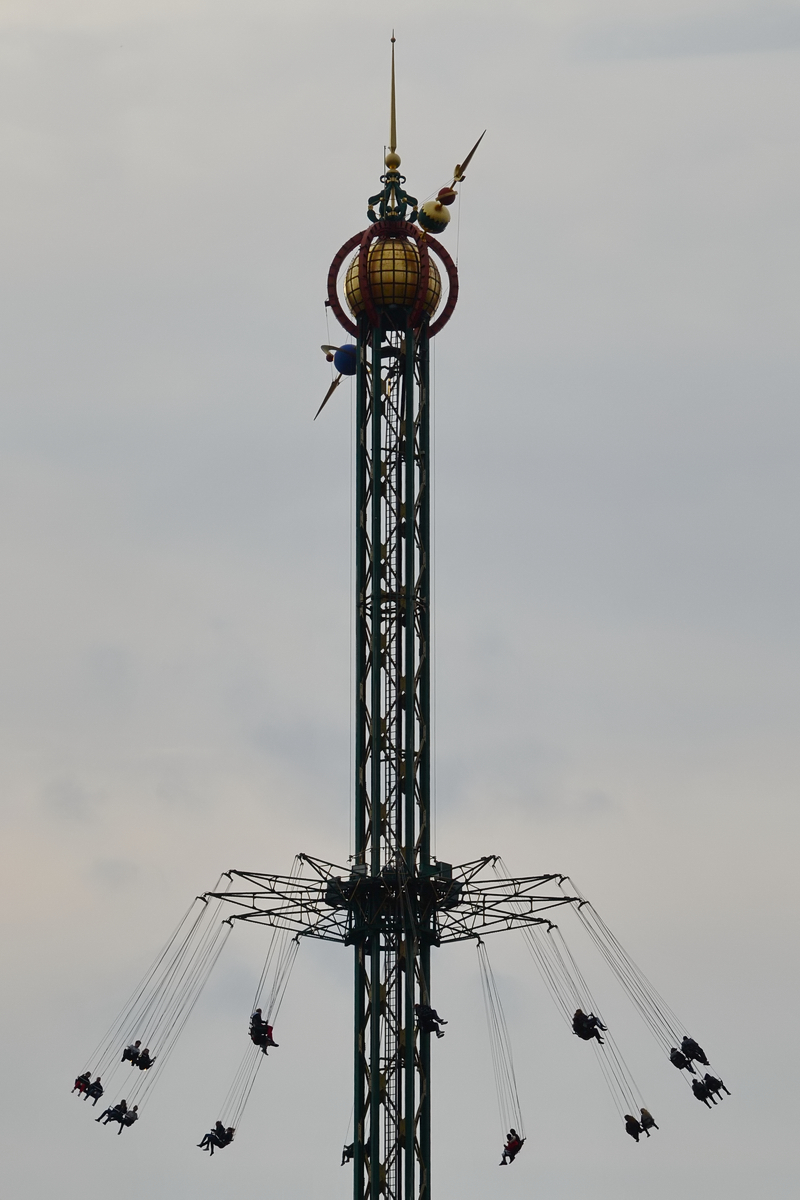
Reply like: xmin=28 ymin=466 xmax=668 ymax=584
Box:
xmin=73 ymin=1073 xmax=104 ymax=1105
xmin=121 ymin=1040 xmax=155 ymax=1070
xmin=198 ymin=1120 xmax=235 ymax=1155
xmin=668 ymin=1037 xmax=730 ymax=1107
xmin=343 ymin=1128 xmax=523 ymax=1169
xmin=572 ymin=1009 xmax=607 ymax=1045
xmin=499 ymin=1128 xmax=524 ymax=1165
xmin=249 ymin=1009 xmax=279 ymax=1054
xmin=414 ymin=1004 xmax=447 ymax=1038
xmin=624 ymin=1109 xmax=659 ymax=1141
xmin=669 ymin=1035 xmax=709 ymax=1074
xmin=692 ymin=1074 xmax=731 ymax=1107
xmin=96 ymin=1098 xmax=138 ymax=1133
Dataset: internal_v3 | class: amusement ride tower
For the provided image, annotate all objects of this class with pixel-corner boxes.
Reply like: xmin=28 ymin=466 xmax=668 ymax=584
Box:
xmin=79 ymin=37 xmax=726 ymax=1196
xmin=207 ymin=41 xmax=580 ymax=1200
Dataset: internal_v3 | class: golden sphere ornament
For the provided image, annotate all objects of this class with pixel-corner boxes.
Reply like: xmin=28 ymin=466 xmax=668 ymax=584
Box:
xmin=344 ymin=237 xmax=442 ymax=319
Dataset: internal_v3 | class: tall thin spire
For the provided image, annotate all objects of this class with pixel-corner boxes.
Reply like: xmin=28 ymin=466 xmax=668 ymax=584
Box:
xmin=369 ymin=34 xmax=415 ymax=222
xmin=389 ymin=33 xmax=397 ymax=154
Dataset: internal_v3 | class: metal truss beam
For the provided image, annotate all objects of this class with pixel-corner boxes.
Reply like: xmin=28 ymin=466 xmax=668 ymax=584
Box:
xmin=208 ymin=857 xmax=579 ymax=946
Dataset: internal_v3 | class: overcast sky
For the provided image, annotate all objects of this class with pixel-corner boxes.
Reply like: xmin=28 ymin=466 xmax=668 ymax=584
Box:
xmin=1 ymin=1 xmax=798 ymax=1197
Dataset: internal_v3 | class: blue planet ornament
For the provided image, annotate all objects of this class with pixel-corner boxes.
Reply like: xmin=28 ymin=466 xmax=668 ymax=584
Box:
xmin=333 ymin=344 xmax=358 ymax=375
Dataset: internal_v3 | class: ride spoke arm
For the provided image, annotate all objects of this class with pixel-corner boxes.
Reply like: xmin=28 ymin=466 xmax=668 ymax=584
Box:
xmin=435 ymin=872 xmax=580 ymax=942
xmin=204 ymin=875 xmax=350 ymax=943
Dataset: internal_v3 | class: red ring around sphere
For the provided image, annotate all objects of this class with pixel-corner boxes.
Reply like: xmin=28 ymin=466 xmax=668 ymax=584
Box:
xmin=326 ymin=220 xmax=459 ymax=338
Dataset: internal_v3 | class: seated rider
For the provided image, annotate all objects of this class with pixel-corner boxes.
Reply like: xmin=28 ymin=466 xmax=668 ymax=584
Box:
xmin=681 ymin=1035 xmax=709 ymax=1066
xmin=572 ymin=1009 xmax=606 ymax=1044
xmin=669 ymin=1047 xmax=695 ymax=1074
xmin=415 ymin=1004 xmax=447 ymax=1039
xmin=118 ymin=1105 xmax=139 ymax=1134
xmin=259 ymin=1026 xmax=278 ymax=1054
xmin=691 ymin=1078 xmax=714 ymax=1107
xmin=96 ymin=1099 xmax=127 ymax=1126
xmin=250 ymin=1009 xmax=278 ymax=1053
xmin=198 ymin=1121 xmax=234 ymax=1155
xmin=624 ymin=1114 xmax=642 ymax=1142
xmin=73 ymin=1072 xmax=91 ymax=1094
xmin=199 ymin=1121 xmax=227 ymax=1154
xmin=136 ymin=1048 xmax=155 ymax=1070
xmin=122 ymin=1040 xmax=141 ymax=1065
xmin=499 ymin=1129 xmax=524 ymax=1165
xmin=86 ymin=1077 xmax=104 ymax=1105
xmin=341 ymin=1143 xmax=355 ymax=1166
xmin=703 ymin=1073 xmax=730 ymax=1099
xmin=639 ymin=1108 xmax=658 ymax=1135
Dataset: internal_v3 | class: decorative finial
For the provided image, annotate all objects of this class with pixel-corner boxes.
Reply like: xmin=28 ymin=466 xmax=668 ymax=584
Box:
xmin=365 ymin=34 xmax=417 ymax=224
xmin=386 ymin=33 xmax=400 ymax=169
xmin=452 ymin=130 xmax=486 ymax=183
xmin=418 ymin=130 xmax=487 ymax=234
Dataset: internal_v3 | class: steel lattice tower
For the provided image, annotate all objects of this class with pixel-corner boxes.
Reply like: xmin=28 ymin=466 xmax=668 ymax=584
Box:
xmin=327 ymin=50 xmax=467 ymax=1199
xmin=82 ymin=36 xmax=720 ymax=1191
xmin=209 ymin=40 xmax=578 ymax=1200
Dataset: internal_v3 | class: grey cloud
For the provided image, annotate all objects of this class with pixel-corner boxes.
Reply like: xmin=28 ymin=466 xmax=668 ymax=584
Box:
xmin=41 ymin=775 xmax=98 ymax=822
xmin=88 ymin=856 xmax=140 ymax=889
xmin=579 ymin=8 xmax=800 ymax=59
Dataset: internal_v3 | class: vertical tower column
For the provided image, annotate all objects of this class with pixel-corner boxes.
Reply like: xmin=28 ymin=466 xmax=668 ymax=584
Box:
xmin=353 ymin=317 xmax=432 ymax=1200
xmin=416 ymin=329 xmax=432 ymax=1200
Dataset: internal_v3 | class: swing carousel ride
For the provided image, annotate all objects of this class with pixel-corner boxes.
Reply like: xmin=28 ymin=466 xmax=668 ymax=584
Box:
xmin=72 ymin=37 xmax=730 ymax=1197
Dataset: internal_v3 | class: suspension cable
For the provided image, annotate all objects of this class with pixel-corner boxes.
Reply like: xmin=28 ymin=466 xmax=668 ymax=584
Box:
xmin=477 ymin=940 xmax=525 ymax=1139
xmin=562 ymin=878 xmax=685 ymax=1049
xmin=491 ymin=859 xmax=648 ymax=1119
xmin=214 ymin=926 xmax=303 ymax=1134
xmin=82 ymin=875 xmax=234 ymax=1107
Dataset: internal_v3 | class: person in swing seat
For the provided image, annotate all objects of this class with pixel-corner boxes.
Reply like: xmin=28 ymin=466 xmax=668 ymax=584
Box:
xmin=118 ymin=1105 xmax=139 ymax=1133
xmin=691 ymin=1078 xmax=715 ymax=1107
xmin=261 ymin=1022 xmax=278 ymax=1051
xmin=572 ymin=1009 xmax=607 ymax=1044
xmin=73 ymin=1072 xmax=91 ymax=1095
xmin=499 ymin=1129 xmax=524 ymax=1165
xmin=669 ymin=1046 xmax=695 ymax=1073
xmin=703 ymin=1073 xmax=730 ymax=1099
xmin=250 ymin=1008 xmax=278 ymax=1053
xmin=121 ymin=1040 xmax=141 ymax=1065
xmin=681 ymin=1035 xmax=709 ymax=1066
xmin=85 ymin=1077 xmax=104 ymax=1105
xmin=198 ymin=1121 xmax=227 ymax=1153
xmin=96 ymin=1099 xmax=127 ymax=1126
xmin=415 ymin=1004 xmax=447 ymax=1038
xmin=624 ymin=1115 xmax=642 ymax=1142
xmin=341 ymin=1143 xmax=355 ymax=1166
xmin=136 ymin=1048 xmax=155 ymax=1070
xmin=639 ymin=1108 xmax=659 ymax=1135
xmin=198 ymin=1121 xmax=234 ymax=1155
